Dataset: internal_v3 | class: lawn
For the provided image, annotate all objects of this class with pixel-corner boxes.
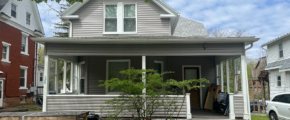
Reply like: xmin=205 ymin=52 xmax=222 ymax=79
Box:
xmin=251 ymin=115 xmax=269 ymax=120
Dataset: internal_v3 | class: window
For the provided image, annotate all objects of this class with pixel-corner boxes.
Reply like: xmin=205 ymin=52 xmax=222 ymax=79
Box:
xmin=21 ymin=32 xmax=29 ymax=55
xmin=26 ymin=13 xmax=31 ymax=25
xmin=39 ymin=73 xmax=43 ymax=81
xmin=216 ymin=64 xmax=221 ymax=85
xmin=279 ymin=43 xmax=283 ymax=58
xmin=106 ymin=60 xmax=130 ymax=93
xmin=124 ymin=4 xmax=136 ymax=32
xmin=11 ymin=4 xmax=16 ymax=18
xmin=104 ymin=2 xmax=137 ymax=34
xmin=154 ymin=61 xmax=163 ymax=74
xmin=79 ymin=62 xmax=85 ymax=94
xmin=105 ymin=5 xmax=117 ymax=32
xmin=1 ymin=42 xmax=11 ymax=63
xmin=272 ymin=94 xmax=290 ymax=103
xmin=277 ymin=76 xmax=281 ymax=87
xmin=20 ymin=66 xmax=28 ymax=89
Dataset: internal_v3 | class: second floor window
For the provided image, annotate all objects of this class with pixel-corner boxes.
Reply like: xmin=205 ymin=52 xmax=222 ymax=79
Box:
xmin=11 ymin=4 xmax=17 ymax=18
xmin=277 ymin=75 xmax=281 ymax=87
xmin=279 ymin=43 xmax=283 ymax=58
xmin=21 ymin=36 xmax=27 ymax=52
xmin=26 ymin=13 xmax=31 ymax=25
xmin=104 ymin=3 xmax=137 ymax=34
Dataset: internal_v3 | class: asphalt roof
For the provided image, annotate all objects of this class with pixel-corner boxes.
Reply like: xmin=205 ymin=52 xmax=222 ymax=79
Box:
xmin=265 ymin=58 xmax=290 ymax=71
xmin=0 ymin=0 xmax=8 ymax=11
xmin=261 ymin=32 xmax=290 ymax=47
xmin=173 ymin=17 xmax=208 ymax=37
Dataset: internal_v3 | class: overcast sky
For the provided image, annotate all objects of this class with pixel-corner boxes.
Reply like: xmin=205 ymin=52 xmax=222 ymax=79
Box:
xmin=37 ymin=0 xmax=290 ymax=59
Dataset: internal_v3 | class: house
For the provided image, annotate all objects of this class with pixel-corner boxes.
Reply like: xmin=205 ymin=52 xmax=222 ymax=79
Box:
xmin=32 ymin=0 xmax=259 ymax=119
xmin=250 ymin=57 xmax=269 ymax=100
xmin=261 ymin=32 xmax=290 ymax=99
xmin=33 ymin=64 xmax=44 ymax=103
xmin=0 ymin=0 xmax=44 ymax=107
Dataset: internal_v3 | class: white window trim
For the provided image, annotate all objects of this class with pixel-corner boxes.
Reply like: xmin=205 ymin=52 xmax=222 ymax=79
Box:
xmin=106 ymin=59 xmax=130 ymax=94
xmin=154 ymin=60 xmax=164 ymax=74
xmin=1 ymin=41 xmax=11 ymax=63
xmin=21 ymin=32 xmax=29 ymax=56
xmin=277 ymin=75 xmax=281 ymax=87
xmin=11 ymin=3 xmax=17 ymax=18
xmin=103 ymin=2 xmax=137 ymax=34
xmin=78 ymin=61 xmax=85 ymax=95
xmin=20 ymin=65 xmax=28 ymax=89
xmin=26 ymin=12 xmax=31 ymax=25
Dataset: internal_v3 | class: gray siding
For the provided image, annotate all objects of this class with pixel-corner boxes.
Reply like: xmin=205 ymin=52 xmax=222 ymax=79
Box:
xmin=71 ymin=0 xmax=170 ymax=37
xmin=87 ymin=56 xmax=142 ymax=94
xmin=78 ymin=56 xmax=88 ymax=94
xmin=234 ymin=96 xmax=244 ymax=118
xmin=45 ymin=43 xmax=245 ymax=56
xmin=47 ymin=95 xmax=187 ymax=117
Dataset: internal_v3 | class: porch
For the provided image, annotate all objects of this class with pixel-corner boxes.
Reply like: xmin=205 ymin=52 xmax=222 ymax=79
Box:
xmin=32 ymin=36 xmax=258 ymax=119
xmin=42 ymin=55 xmax=249 ymax=119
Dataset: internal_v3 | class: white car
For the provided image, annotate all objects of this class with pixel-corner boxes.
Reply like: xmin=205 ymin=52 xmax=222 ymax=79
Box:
xmin=266 ymin=92 xmax=290 ymax=120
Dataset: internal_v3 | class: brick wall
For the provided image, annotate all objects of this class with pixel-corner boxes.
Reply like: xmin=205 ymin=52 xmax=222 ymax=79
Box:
xmin=0 ymin=21 xmax=36 ymax=107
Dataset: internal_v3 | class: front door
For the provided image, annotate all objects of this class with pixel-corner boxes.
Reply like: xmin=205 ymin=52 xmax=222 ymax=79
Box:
xmin=184 ymin=67 xmax=200 ymax=108
xmin=0 ymin=80 xmax=3 ymax=107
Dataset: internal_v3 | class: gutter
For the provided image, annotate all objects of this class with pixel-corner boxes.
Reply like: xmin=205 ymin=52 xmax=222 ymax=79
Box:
xmin=245 ymin=42 xmax=253 ymax=51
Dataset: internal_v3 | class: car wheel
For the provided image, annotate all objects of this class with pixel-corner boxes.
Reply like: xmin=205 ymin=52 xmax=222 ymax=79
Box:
xmin=270 ymin=112 xmax=278 ymax=120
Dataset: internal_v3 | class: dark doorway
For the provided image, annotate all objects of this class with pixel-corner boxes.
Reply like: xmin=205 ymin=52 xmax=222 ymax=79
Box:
xmin=184 ymin=67 xmax=200 ymax=108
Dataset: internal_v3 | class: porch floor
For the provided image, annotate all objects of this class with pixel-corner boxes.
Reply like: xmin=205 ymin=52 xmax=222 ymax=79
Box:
xmin=191 ymin=109 xmax=229 ymax=120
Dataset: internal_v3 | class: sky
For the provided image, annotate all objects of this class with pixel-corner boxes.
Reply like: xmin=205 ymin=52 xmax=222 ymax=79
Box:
xmin=37 ymin=0 xmax=290 ymax=59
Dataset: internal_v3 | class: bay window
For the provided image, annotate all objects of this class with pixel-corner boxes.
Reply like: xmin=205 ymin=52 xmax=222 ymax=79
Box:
xmin=104 ymin=2 xmax=137 ymax=34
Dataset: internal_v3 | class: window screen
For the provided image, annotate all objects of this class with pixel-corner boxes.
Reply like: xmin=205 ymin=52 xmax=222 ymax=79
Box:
xmin=20 ymin=69 xmax=25 ymax=87
xmin=40 ymin=73 xmax=43 ymax=81
xmin=11 ymin=4 xmax=16 ymax=18
xmin=26 ymin=13 xmax=31 ymax=25
xmin=21 ymin=36 xmax=27 ymax=52
xmin=124 ymin=4 xmax=136 ymax=32
xmin=279 ymin=44 xmax=283 ymax=58
xmin=105 ymin=5 xmax=117 ymax=32
xmin=277 ymin=76 xmax=281 ymax=86
xmin=154 ymin=63 xmax=162 ymax=74
xmin=2 ymin=46 xmax=7 ymax=60
xmin=108 ymin=61 xmax=129 ymax=92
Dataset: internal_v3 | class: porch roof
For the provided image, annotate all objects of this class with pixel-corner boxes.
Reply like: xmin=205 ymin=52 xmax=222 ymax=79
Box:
xmin=32 ymin=36 xmax=259 ymax=45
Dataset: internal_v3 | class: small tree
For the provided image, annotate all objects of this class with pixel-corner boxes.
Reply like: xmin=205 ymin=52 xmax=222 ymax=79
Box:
xmin=99 ymin=68 xmax=209 ymax=120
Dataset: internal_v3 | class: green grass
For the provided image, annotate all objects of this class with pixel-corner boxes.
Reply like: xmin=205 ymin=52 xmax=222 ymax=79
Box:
xmin=15 ymin=104 xmax=41 ymax=112
xmin=251 ymin=115 xmax=269 ymax=120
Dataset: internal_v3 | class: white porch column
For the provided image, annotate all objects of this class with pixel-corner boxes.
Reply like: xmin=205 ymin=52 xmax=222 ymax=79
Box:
xmin=63 ymin=61 xmax=67 ymax=93
xmin=74 ymin=63 xmax=78 ymax=93
xmin=241 ymin=55 xmax=250 ymax=119
xmin=70 ymin=62 xmax=74 ymax=92
xmin=142 ymin=56 xmax=146 ymax=94
xmin=229 ymin=93 xmax=235 ymax=119
xmin=226 ymin=60 xmax=230 ymax=93
xmin=232 ymin=59 xmax=237 ymax=93
xmin=43 ymin=55 xmax=50 ymax=112
xmin=220 ymin=62 xmax=224 ymax=92
xmin=55 ymin=59 xmax=59 ymax=93
xmin=186 ymin=93 xmax=192 ymax=119
xmin=216 ymin=65 xmax=219 ymax=85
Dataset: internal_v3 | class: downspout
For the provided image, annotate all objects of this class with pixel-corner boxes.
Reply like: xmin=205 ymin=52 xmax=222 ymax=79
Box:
xmin=63 ymin=21 xmax=72 ymax=37
xmin=245 ymin=42 xmax=253 ymax=120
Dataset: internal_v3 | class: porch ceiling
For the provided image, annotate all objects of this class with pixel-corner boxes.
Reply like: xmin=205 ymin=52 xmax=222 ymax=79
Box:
xmin=32 ymin=36 xmax=259 ymax=46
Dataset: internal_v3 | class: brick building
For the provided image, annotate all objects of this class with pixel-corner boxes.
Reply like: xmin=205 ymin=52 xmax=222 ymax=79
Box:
xmin=0 ymin=0 xmax=44 ymax=107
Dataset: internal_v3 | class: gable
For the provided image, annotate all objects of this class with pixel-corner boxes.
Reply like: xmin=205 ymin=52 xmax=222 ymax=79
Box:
xmin=60 ymin=0 xmax=179 ymax=35
xmin=0 ymin=0 xmax=44 ymax=36
xmin=0 ymin=0 xmax=8 ymax=11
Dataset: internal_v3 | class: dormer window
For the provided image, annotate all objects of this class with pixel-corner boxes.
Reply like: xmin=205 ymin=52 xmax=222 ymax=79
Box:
xmin=26 ymin=12 xmax=31 ymax=25
xmin=104 ymin=2 xmax=137 ymax=34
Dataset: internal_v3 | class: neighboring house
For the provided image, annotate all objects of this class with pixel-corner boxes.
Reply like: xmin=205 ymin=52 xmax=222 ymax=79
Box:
xmin=0 ymin=0 xmax=44 ymax=107
xmin=250 ymin=57 xmax=269 ymax=100
xmin=262 ymin=32 xmax=290 ymax=99
xmin=33 ymin=64 xmax=44 ymax=103
xmin=32 ymin=0 xmax=259 ymax=119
